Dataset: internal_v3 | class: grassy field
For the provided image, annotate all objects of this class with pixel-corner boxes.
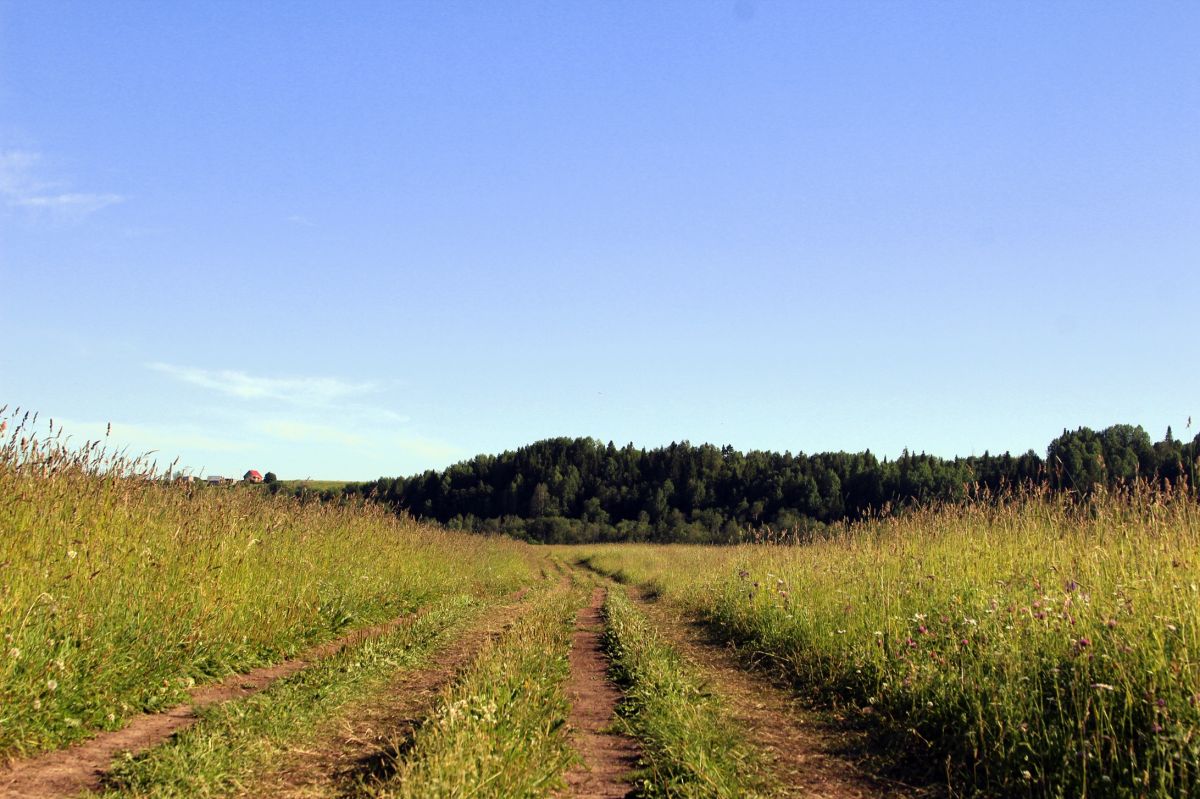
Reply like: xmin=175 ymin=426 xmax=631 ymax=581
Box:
xmin=0 ymin=412 xmax=532 ymax=757
xmin=274 ymin=479 xmax=351 ymax=493
xmin=376 ymin=580 xmax=583 ymax=798
xmin=570 ymin=490 xmax=1200 ymax=798
xmin=602 ymin=587 xmax=764 ymax=798
xmin=97 ymin=595 xmax=487 ymax=797
xmin=6 ymin=409 xmax=1199 ymax=798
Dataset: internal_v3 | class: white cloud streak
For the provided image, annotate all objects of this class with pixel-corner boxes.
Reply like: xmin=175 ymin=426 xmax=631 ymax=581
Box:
xmin=252 ymin=418 xmax=462 ymax=462
xmin=15 ymin=192 xmax=125 ymax=212
xmin=53 ymin=418 xmax=253 ymax=457
xmin=0 ymin=149 xmax=125 ymax=217
xmin=149 ymin=363 xmax=379 ymax=406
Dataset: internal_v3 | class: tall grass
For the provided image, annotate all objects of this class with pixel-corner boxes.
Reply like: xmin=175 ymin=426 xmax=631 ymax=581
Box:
xmin=99 ymin=595 xmax=485 ymax=798
xmin=603 ymin=589 xmax=763 ymax=799
xmin=573 ymin=491 xmax=1200 ymax=798
xmin=0 ymin=410 xmax=532 ymax=757
xmin=376 ymin=582 xmax=581 ymax=798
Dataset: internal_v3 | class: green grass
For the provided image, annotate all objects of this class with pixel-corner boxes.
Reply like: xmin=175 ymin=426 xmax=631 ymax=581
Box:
xmin=373 ymin=583 xmax=582 ymax=798
xmin=602 ymin=588 xmax=764 ymax=799
xmin=569 ymin=491 xmax=1200 ymax=798
xmin=0 ymin=411 xmax=533 ymax=757
xmin=95 ymin=595 xmax=486 ymax=798
xmin=275 ymin=479 xmax=350 ymax=492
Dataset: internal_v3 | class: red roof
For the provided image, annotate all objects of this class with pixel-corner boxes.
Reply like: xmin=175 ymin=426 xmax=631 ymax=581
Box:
xmin=246 ymin=470 xmax=262 ymax=478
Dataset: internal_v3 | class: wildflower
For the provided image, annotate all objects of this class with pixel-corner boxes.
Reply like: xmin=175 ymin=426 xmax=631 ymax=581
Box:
xmin=67 ymin=550 xmax=77 ymax=560
xmin=1105 ymin=618 xmax=1117 ymax=629
xmin=7 ymin=648 xmax=18 ymax=659
xmin=46 ymin=679 xmax=58 ymax=691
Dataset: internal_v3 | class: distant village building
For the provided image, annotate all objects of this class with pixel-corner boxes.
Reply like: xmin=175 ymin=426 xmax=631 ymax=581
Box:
xmin=206 ymin=475 xmax=225 ymax=485
xmin=244 ymin=469 xmax=263 ymax=483
xmin=175 ymin=475 xmax=196 ymax=484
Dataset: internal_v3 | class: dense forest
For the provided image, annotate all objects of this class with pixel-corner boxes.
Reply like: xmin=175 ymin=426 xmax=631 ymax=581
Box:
xmin=330 ymin=425 xmax=1199 ymax=544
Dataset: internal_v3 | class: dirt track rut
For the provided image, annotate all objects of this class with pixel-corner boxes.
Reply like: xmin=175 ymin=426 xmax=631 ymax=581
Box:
xmin=249 ymin=589 xmax=534 ymax=798
xmin=631 ymin=588 xmax=935 ymax=798
xmin=560 ymin=587 xmax=640 ymax=799
xmin=0 ymin=608 xmax=427 ymax=798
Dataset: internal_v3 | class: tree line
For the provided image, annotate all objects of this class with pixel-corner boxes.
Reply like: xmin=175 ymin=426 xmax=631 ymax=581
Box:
xmin=327 ymin=424 xmax=1199 ymax=544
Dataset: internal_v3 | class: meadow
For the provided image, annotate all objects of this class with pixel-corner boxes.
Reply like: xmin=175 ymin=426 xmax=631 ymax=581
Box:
xmin=3 ymin=407 xmax=1198 ymax=798
xmin=572 ymin=490 xmax=1200 ymax=798
xmin=0 ymin=411 xmax=532 ymax=757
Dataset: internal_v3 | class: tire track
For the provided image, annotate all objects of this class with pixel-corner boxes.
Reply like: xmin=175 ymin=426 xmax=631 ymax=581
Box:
xmin=628 ymin=587 xmax=938 ymax=799
xmin=247 ymin=588 xmax=535 ymax=798
xmin=559 ymin=587 xmax=640 ymax=799
xmin=0 ymin=603 xmax=441 ymax=798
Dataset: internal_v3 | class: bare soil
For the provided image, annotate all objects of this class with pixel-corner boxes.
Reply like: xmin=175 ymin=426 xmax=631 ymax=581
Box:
xmin=632 ymin=588 xmax=940 ymax=799
xmin=559 ymin=587 xmax=641 ymax=799
xmin=0 ymin=608 xmax=429 ymax=799
xmin=247 ymin=588 xmax=534 ymax=798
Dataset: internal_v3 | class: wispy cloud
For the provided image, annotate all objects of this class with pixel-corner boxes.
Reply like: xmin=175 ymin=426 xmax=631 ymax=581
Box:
xmin=257 ymin=419 xmax=370 ymax=447
xmin=0 ymin=150 xmax=40 ymax=195
xmin=145 ymin=364 xmax=444 ymax=477
xmin=149 ymin=363 xmax=378 ymax=406
xmin=253 ymin=418 xmax=462 ymax=462
xmin=0 ymin=149 xmax=125 ymax=218
xmin=14 ymin=192 xmax=125 ymax=212
xmin=54 ymin=417 xmax=253 ymax=458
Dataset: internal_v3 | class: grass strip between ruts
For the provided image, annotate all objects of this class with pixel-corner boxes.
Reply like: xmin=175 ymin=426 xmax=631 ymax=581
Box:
xmin=371 ymin=584 xmax=581 ymax=799
xmin=602 ymin=588 xmax=764 ymax=799
xmin=93 ymin=594 xmax=485 ymax=798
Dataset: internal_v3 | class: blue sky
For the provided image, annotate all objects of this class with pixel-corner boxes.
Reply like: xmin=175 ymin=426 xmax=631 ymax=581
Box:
xmin=2 ymin=1 xmax=1197 ymax=480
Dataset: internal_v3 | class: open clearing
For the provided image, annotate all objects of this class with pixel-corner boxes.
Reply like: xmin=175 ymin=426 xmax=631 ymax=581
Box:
xmin=4 ymin=419 xmax=1196 ymax=798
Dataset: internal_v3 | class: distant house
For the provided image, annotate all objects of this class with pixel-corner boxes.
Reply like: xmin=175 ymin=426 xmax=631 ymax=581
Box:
xmin=206 ymin=475 xmax=225 ymax=485
xmin=244 ymin=469 xmax=263 ymax=483
xmin=175 ymin=475 xmax=196 ymax=484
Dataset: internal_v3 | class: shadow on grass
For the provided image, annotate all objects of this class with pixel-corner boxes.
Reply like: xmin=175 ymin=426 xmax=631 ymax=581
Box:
xmin=586 ymin=562 xmax=947 ymax=798
xmin=335 ymin=717 xmax=424 ymax=798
